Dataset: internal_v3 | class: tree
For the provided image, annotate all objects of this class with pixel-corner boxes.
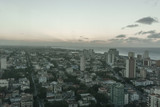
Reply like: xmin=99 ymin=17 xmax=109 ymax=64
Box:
xmin=45 ymin=101 xmax=68 ymax=107
xmin=37 ymin=87 xmax=47 ymax=99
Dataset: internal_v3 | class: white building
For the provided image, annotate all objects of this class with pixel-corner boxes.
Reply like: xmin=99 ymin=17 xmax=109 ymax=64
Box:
xmin=132 ymin=80 xmax=153 ymax=86
xmin=107 ymin=49 xmax=119 ymax=66
xmin=46 ymin=93 xmax=63 ymax=102
xmin=19 ymin=78 xmax=30 ymax=91
xmin=54 ymin=84 xmax=62 ymax=93
xmin=66 ymin=68 xmax=73 ymax=74
xmin=153 ymin=87 xmax=160 ymax=95
xmin=1 ymin=58 xmax=7 ymax=70
xmin=130 ymin=92 xmax=139 ymax=102
xmin=0 ymin=79 xmax=9 ymax=88
xmin=82 ymin=49 xmax=94 ymax=59
xmin=140 ymin=68 xmax=147 ymax=79
xmin=148 ymin=94 xmax=160 ymax=107
xmin=80 ymin=55 xmax=85 ymax=71
xmin=39 ymin=76 xmax=47 ymax=83
xmin=78 ymin=93 xmax=96 ymax=107
xmin=124 ymin=93 xmax=129 ymax=105
xmin=111 ymin=83 xmax=124 ymax=107
xmin=143 ymin=50 xmax=149 ymax=59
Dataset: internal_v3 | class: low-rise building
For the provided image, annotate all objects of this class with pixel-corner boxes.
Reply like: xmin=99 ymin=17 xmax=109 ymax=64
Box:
xmin=21 ymin=93 xmax=33 ymax=107
xmin=0 ymin=79 xmax=9 ymax=88
xmin=78 ymin=93 xmax=96 ymax=107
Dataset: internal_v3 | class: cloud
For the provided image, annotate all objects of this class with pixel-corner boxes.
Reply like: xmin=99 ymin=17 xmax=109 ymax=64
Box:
xmin=135 ymin=30 xmax=156 ymax=35
xmin=90 ymin=40 xmax=106 ymax=43
xmin=124 ymin=37 xmax=152 ymax=44
xmin=136 ymin=17 xmax=158 ymax=25
xmin=127 ymin=37 xmax=141 ymax=41
xmin=122 ymin=24 xmax=139 ymax=29
xmin=80 ymin=36 xmax=89 ymax=40
xmin=126 ymin=24 xmax=139 ymax=28
xmin=116 ymin=34 xmax=126 ymax=38
xmin=147 ymin=33 xmax=160 ymax=38
xmin=154 ymin=0 xmax=159 ymax=5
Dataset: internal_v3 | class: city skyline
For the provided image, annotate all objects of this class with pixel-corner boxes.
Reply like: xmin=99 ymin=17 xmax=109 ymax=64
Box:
xmin=0 ymin=0 xmax=160 ymax=47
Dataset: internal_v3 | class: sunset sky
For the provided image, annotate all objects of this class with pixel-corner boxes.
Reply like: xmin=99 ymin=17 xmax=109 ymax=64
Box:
xmin=0 ymin=0 xmax=160 ymax=47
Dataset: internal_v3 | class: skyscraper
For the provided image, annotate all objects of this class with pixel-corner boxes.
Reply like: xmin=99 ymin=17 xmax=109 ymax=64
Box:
xmin=125 ymin=52 xmax=136 ymax=78
xmin=111 ymin=83 xmax=124 ymax=107
xmin=143 ymin=50 xmax=151 ymax=66
xmin=143 ymin=50 xmax=149 ymax=59
xmin=80 ymin=55 xmax=85 ymax=71
xmin=107 ymin=48 xmax=119 ymax=66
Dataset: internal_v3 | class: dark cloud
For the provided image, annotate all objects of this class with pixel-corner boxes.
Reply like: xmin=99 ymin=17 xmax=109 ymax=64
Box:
xmin=126 ymin=24 xmax=139 ymax=28
xmin=127 ymin=37 xmax=141 ymax=41
xmin=147 ymin=33 xmax=160 ymax=38
xmin=109 ymin=38 xmax=124 ymax=43
xmin=122 ymin=24 xmax=139 ymax=29
xmin=136 ymin=17 xmax=158 ymax=25
xmin=116 ymin=34 xmax=126 ymax=38
xmin=125 ymin=37 xmax=152 ymax=43
xmin=135 ymin=30 xmax=156 ymax=35
xmin=90 ymin=40 xmax=106 ymax=43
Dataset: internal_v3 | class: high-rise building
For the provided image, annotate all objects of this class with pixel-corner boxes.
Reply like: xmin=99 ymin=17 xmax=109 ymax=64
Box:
xmin=140 ymin=68 xmax=147 ymax=79
xmin=156 ymin=60 xmax=160 ymax=67
xmin=143 ymin=50 xmax=149 ymax=59
xmin=107 ymin=48 xmax=119 ymax=66
xmin=1 ymin=57 xmax=7 ymax=70
xmin=143 ymin=58 xmax=151 ymax=66
xmin=125 ymin=52 xmax=136 ymax=78
xmin=80 ymin=55 xmax=85 ymax=71
xmin=111 ymin=83 xmax=124 ymax=107
xmin=104 ymin=52 xmax=108 ymax=64
xmin=148 ymin=94 xmax=160 ymax=107
xmin=137 ymin=54 xmax=142 ymax=60
xmin=142 ymin=50 xmax=151 ymax=66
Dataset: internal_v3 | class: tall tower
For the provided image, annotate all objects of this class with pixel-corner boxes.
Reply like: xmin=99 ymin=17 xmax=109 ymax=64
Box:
xmin=80 ymin=55 xmax=85 ymax=71
xmin=143 ymin=50 xmax=151 ymax=66
xmin=143 ymin=50 xmax=149 ymax=59
xmin=111 ymin=83 xmax=124 ymax=107
xmin=125 ymin=52 xmax=136 ymax=78
xmin=107 ymin=48 xmax=119 ymax=66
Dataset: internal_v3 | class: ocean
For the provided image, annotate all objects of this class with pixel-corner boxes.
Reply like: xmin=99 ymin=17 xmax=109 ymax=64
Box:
xmin=52 ymin=46 xmax=160 ymax=60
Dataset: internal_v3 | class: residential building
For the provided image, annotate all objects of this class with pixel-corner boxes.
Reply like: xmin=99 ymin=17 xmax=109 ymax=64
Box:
xmin=107 ymin=48 xmax=119 ymax=66
xmin=125 ymin=52 xmax=136 ymax=78
xmin=111 ymin=83 xmax=124 ymax=107
xmin=1 ymin=57 xmax=7 ymax=69
xmin=0 ymin=79 xmax=9 ymax=88
xmin=80 ymin=55 xmax=85 ymax=71
xmin=21 ymin=93 xmax=33 ymax=107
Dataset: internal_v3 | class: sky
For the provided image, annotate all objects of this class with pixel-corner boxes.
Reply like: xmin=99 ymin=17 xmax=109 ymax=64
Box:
xmin=0 ymin=0 xmax=160 ymax=47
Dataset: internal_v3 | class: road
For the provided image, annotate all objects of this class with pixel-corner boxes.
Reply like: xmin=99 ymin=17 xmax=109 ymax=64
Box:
xmin=26 ymin=52 xmax=44 ymax=107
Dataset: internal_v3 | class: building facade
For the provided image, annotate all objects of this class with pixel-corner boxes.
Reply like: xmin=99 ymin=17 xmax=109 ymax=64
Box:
xmin=111 ymin=83 xmax=124 ymax=107
xmin=125 ymin=52 xmax=136 ymax=78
